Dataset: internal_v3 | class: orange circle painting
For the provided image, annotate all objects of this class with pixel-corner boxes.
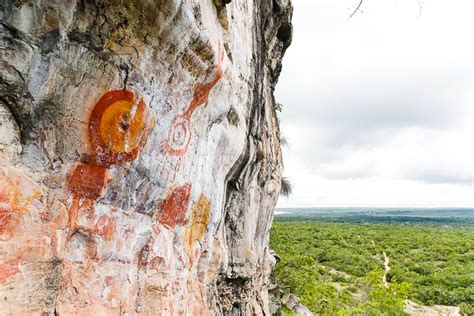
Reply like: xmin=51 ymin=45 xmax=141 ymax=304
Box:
xmin=89 ymin=90 xmax=149 ymax=166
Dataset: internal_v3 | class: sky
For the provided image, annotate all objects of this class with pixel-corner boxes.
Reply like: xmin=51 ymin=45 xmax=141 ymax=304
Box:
xmin=275 ymin=0 xmax=473 ymax=207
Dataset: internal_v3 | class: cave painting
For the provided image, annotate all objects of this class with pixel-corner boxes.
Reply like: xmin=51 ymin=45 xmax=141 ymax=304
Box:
xmin=158 ymin=43 xmax=224 ymax=183
xmin=67 ymin=90 xmax=150 ymax=234
xmin=89 ymin=90 xmax=148 ymax=166
xmin=0 ymin=168 xmax=49 ymax=284
xmin=0 ymin=209 xmax=21 ymax=242
xmin=184 ymin=194 xmax=211 ymax=261
xmin=68 ymin=163 xmax=108 ymax=201
xmin=156 ymin=183 xmax=192 ymax=229
xmin=0 ymin=255 xmax=22 ymax=284
xmin=95 ymin=214 xmax=116 ymax=241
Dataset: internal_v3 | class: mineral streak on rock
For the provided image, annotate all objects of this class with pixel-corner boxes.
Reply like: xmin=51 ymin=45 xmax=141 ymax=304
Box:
xmin=0 ymin=0 xmax=292 ymax=314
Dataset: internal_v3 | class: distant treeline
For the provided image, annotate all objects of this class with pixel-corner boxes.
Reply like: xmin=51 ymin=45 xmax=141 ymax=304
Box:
xmin=275 ymin=208 xmax=474 ymax=226
xmin=276 ymin=214 xmax=474 ymax=225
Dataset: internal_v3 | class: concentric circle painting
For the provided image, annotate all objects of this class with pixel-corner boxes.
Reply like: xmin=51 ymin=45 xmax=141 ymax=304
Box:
xmin=88 ymin=90 xmax=149 ymax=166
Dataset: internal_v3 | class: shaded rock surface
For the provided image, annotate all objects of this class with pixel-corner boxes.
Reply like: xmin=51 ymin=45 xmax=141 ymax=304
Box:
xmin=0 ymin=0 xmax=292 ymax=314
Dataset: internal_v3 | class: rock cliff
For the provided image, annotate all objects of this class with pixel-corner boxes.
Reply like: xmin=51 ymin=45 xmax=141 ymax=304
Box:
xmin=0 ymin=0 xmax=292 ymax=314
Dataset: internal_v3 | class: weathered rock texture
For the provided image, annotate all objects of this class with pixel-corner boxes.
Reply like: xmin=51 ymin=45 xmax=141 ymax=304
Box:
xmin=282 ymin=293 xmax=314 ymax=316
xmin=0 ymin=0 xmax=292 ymax=314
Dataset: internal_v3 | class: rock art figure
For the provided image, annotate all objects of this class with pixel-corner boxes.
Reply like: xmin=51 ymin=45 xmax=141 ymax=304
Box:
xmin=0 ymin=168 xmax=52 ymax=284
xmin=89 ymin=90 xmax=149 ymax=166
xmin=67 ymin=90 xmax=150 ymax=234
xmin=156 ymin=183 xmax=192 ymax=229
xmin=0 ymin=0 xmax=291 ymax=313
xmin=184 ymin=193 xmax=211 ymax=262
xmin=158 ymin=43 xmax=224 ymax=183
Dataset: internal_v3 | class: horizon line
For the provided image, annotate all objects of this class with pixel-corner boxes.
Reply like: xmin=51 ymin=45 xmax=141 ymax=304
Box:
xmin=276 ymin=206 xmax=474 ymax=209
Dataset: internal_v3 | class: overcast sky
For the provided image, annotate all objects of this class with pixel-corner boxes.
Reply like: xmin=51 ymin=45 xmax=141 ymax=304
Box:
xmin=275 ymin=0 xmax=473 ymax=207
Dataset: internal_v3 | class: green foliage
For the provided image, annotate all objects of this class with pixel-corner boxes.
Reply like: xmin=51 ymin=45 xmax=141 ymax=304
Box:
xmin=354 ymin=270 xmax=410 ymax=315
xmin=280 ymin=177 xmax=292 ymax=197
xmin=274 ymin=102 xmax=284 ymax=112
xmin=271 ymin=220 xmax=474 ymax=314
xmin=281 ymin=306 xmax=299 ymax=316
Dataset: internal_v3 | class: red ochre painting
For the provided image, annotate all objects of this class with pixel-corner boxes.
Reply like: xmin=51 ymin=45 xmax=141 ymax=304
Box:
xmin=0 ymin=168 xmax=49 ymax=284
xmin=163 ymin=44 xmax=224 ymax=156
xmin=156 ymin=183 xmax=192 ymax=229
xmin=0 ymin=256 xmax=22 ymax=284
xmin=158 ymin=43 xmax=224 ymax=183
xmin=67 ymin=90 xmax=150 ymax=234
xmin=89 ymin=90 xmax=149 ymax=166
xmin=0 ymin=210 xmax=21 ymax=242
xmin=68 ymin=164 xmax=108 ymax=201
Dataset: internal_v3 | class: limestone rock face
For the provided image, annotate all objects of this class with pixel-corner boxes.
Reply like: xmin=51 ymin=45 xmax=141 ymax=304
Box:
xmin=0 ymin=0 xmax=292 ymax=314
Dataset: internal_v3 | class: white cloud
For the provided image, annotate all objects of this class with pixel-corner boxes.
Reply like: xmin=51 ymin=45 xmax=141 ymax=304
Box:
xmin=276 ymin=0 xmax=473 ymax=207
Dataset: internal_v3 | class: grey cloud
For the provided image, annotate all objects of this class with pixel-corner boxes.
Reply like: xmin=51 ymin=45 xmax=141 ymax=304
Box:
xmin=277 ymin=58 xmax=471 ymax=155
xmin=315 ymin=165 xmax=376 ymax=180
xmin=276 ymin=0 xmax=473 ymax=203
xmin=406 ymin=169 xmax=473 ymax=185
xmin=279 ymin=60 xmax=470 ymax=130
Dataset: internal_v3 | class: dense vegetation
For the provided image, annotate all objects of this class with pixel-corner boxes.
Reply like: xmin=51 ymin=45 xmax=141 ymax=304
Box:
xmin=270 ymin=209 xmax=474 ymax=315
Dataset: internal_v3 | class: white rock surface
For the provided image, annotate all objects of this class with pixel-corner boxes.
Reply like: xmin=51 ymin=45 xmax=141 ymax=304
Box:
xmin=0 ymin=0 xmax=292 ymax=314
xmin=282 ymin=293 xmax=314 ymax=316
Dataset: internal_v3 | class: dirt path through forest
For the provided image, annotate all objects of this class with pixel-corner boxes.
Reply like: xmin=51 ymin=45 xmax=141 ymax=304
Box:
xmin=382 ymin=251 xmax=390 ymax=288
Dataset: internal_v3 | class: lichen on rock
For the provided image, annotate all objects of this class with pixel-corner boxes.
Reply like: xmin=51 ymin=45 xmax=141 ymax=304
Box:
xmin=0 ymin=0 xmax=292 ymax=314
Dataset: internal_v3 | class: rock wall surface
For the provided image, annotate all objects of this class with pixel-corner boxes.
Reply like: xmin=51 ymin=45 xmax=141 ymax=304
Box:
xmin=0 ymin=0 xmax=292 ymax=314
